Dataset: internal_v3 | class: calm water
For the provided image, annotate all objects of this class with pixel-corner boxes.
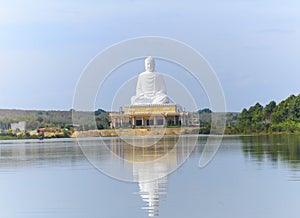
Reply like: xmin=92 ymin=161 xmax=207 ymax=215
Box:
xmin=0 ymin=135 xmax=300 ymax=218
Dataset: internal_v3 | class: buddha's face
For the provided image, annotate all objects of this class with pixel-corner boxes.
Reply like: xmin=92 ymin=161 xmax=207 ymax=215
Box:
xmin=145 ymin=58 xmax=155 ymax=72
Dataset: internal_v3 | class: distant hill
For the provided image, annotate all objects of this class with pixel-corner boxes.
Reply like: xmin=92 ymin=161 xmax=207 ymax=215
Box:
xmin=0 ymin=109 xmax=109 ymax=131
xmin=0 ymin=107 xmax=241 ymax=135
xmin=197 ymin=108 xmax=239 ymax=134
xmin=198 ymin=108 xmax=239 ymax=125
xmin=0 ymin=109 xmax=73 ymax=130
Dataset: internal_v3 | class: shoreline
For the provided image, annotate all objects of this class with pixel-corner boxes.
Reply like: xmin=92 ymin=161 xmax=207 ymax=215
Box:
xmin=2 ymin=128 xmax=300 ymax=141
xmin=73 ymin=127 xmax=200 ymax=138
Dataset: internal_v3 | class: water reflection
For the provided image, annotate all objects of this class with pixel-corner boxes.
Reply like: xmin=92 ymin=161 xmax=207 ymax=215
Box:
xmin=78 ymin=135 xmax=199 ymax=216
xmin=240 ymin=134 xmax=300 ymax=180
xmin=2 ymin=136 xmax=300 ymax=217
xmin=241 ymin=135 xmax=300 ymax=165
xmin=79 ymin=136 xmax=197 ymax=182
xmin=0 ymin=139 xmax=85 ymax=169
xmin=0 ymin=136 xmax=197 ymax=217
xmin=109 ymin=137 xmax=194 ymax=217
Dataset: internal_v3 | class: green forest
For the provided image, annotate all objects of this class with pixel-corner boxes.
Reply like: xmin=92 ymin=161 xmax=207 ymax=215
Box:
xmin=237 ymin=94 xmax=300 ymax=133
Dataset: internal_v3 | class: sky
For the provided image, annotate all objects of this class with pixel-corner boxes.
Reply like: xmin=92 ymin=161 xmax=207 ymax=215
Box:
xmin=1 ymin=0 xmax=300 ymax=112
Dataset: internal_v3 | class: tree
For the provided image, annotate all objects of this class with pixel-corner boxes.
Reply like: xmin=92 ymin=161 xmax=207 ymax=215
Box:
xmin=95 ymin=109 xmax=107 ymax=116
xmin=95 ymin=113 xmax=110 ymax=129
xmin=238 ymin=108 xmax=250 ymax=133
xmin=289 ymin=94 xmax=300 ymax=122
xmin=271 ymin=95 xmax=295 ymax=124
xmin=263 ymin=100 xmax=276 ymax=121
xmin=198 ymin=108 xmax=212 ymax=114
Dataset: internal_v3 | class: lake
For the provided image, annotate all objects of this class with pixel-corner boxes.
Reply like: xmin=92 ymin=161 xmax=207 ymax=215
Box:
xmin=0 ymin=134 xmax=300 ymax=218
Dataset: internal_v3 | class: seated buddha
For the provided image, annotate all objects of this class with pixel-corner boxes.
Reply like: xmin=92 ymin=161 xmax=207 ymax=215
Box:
xmin=131 ymin=56 xmax=171 ymax=105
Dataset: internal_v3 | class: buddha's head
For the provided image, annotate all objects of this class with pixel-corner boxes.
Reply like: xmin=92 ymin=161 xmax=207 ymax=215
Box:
xmin=145 ymin=56 xmax=155 ymax=72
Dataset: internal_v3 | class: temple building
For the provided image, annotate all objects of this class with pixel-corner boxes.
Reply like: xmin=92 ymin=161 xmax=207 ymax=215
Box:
xmin=109 ymin=56 xmax=199 ymax=128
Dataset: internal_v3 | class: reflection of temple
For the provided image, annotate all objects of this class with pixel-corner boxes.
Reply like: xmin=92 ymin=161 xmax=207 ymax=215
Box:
xmin=1 ymin=137 xmax=197 ymax=217
xmin=136 ymin=174 xmax=167 ymax=217
xmin=107 ymin=136 xmax=196 ymax=217
xmin=133 ymin=160 xmax=168 ymax=217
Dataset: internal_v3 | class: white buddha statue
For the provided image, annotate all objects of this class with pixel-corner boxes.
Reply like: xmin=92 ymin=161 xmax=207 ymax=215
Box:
xmin=131 ymin=56 xmax=171 ymax=105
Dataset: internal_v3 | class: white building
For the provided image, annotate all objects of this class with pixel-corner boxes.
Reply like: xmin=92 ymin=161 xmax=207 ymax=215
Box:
xmin=10 ymin=121 xmax=26 ymax=132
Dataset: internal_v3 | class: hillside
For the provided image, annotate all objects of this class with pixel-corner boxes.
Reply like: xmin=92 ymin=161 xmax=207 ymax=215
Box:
xmin=198 ymin=109 xmax=239 ymax=134
xmin=238 ymin=94 xmax=300 ymax=133
xmin=0 ymin=109 xmax=109 ymax=131
xmin=0 ymin=109 xmax=73 ymax=130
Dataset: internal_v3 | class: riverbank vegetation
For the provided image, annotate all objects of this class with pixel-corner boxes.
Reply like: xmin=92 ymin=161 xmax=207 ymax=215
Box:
xmin=237 ymin=94 xmax=300 ymax=134
xmin=0 ymin=109 xmax=106 ymax=140
xmin=1 ymin=94 xmax=300 ymax=139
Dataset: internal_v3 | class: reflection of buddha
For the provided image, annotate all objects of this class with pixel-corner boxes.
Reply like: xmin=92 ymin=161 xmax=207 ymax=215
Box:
xmin=136 ymin=169 xmax=167 ymax=217
xmin=81 ymin=136 xmax=197 ymax=217
xmin=131 ymin=56 xmax=172 ymax=105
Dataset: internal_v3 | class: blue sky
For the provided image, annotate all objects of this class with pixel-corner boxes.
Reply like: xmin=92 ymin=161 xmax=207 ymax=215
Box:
xmin=1 ymin=0 xmax=300 ymax=111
